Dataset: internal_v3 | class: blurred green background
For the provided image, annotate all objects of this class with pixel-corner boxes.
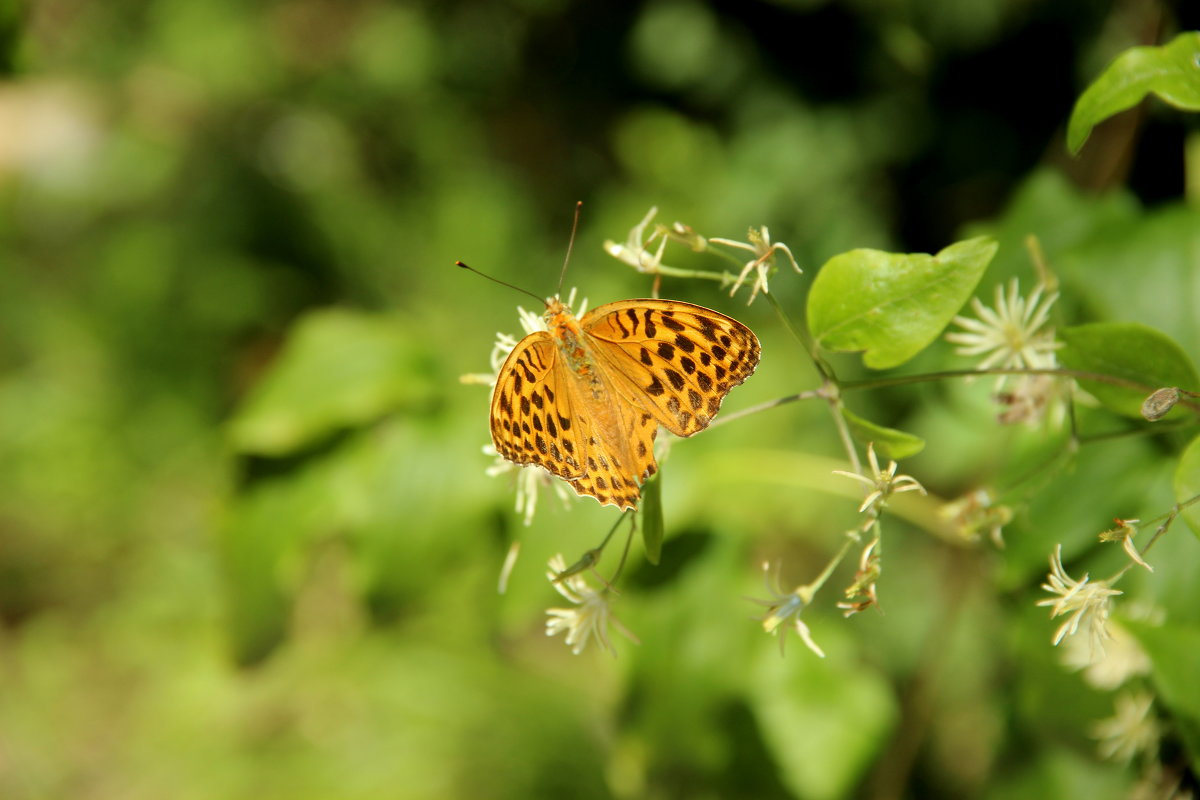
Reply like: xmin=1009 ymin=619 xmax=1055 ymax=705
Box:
xmin=2 ymin=1 xmax=1199 ymax=798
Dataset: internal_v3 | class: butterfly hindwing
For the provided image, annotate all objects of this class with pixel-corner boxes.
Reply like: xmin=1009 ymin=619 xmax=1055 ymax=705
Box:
xmin=582 ymin=299 xmax=761 ymax=437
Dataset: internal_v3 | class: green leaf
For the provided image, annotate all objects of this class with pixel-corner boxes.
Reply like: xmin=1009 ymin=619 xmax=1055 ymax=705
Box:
xmin=841 ymin=406 xmax=926 ymax=460
xmin=220 ymin=477 xmax=323 ymax=665
xmin=640 ymin=469 xmax=664 ymax=565
xmin=745 ymin=633 xmax=897 ymax=800
xmin=228 ymin=309 xmax=428 ymax=456
xmin=1058 ymin=322 xmax=1200 ymax=419
xmin=1124 ymin=619 xmax=1200 ymax=768
xmin=807 ymin=237 xmax=996 ymax=369
xmin=1068 ymin=32 xmax=1200 ymax=155
xmin=1175 ymin=434 xmax=1200 ymax=540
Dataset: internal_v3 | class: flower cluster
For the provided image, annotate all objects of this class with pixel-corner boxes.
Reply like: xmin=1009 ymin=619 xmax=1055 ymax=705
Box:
xmin=544 ymin=555 xmax=635 ymax=656
xmin=748 ymin=561 xmax=825 ymax=657
xmin=1091 ymin=690 xmax=1160 ymax=764
xmin=603 ymin=207 xmax=802 ymax=304
xmin=709 ymin=226 xmax=802 ymax=305
xmin=1036 ymin=544 xmax=1122 ymax=658
xmin=832 ymin=443 xmax=926 ymax=522
xmin=938 ymin=488 xmax=1012 ymax=548
xmin=946 ymin=278 xmax=1063 ymax=424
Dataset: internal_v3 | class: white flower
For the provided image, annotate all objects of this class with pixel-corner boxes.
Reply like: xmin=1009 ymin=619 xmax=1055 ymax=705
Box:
xmin=994 ymin=373 xmax=1068 ymax=427
xmin=946 ymin=278 xmax=1059 ymax=386
xmin=1036 ymin=544 xmax=1122 ymax=657
xmin=1061 ymin=619 xmax=1151 ymax=690
xmin=837 ymin=538 xmax=881 ymax=617
xmin=1099 ymin=518 xmax=1153 ymax=572
xmin=710 ymin=226 xmax=802 ymax=305
xmin=497 ymin=540 xmax=521 ymax=595
xmin=938 ymin=488 xmax=1012 ymax=548
xmin=545 ymin=555 xmax=634 ymax=656
xmin=603 ymin=207 xmax=668 ymax=273
xmin=748 ymin=561 xmax=825 ymax=657
xmin=483 ymin=444 xmax=573 ymax=526
xmin=1092 ymin=690 xmax=1161 ymax=764
xmin=661 ymin=220 xmax=707 ymax=252
xmin=832 ymin=443 xmax=926 ymax=518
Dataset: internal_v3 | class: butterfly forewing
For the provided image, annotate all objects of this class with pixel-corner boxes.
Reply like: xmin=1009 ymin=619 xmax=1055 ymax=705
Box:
xmin=582 ymin=299 xmax=761 ymax=437
xmin=489 ymin=334 xmax=588 ymax=481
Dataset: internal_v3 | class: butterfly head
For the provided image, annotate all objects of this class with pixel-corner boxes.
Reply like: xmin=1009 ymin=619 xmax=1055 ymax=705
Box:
xmin=543 ymin=295 xmax=571 ymax=324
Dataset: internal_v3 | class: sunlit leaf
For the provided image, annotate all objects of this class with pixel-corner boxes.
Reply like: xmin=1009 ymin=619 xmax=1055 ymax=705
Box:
xmin=1067 ymin=32 xmax=1200 ymax=155
xmin=745 ymin=635 xmax=897 ymax=800
xmin=221 ymin=430 xmax=381 ymax=664
xmin=1124 ymin=619 xmax=1200 ymax=767
xmin=228 ymin=309 xmax=428 ymax=456
xmin=220 ymin=478 xmax=320 ymax=665
xmin=808 ymin=237 xmax=996 ymax=369
xmin=841 ymin=406 xmax=925 ymax=460
xmin=1175 ymin=434 xmax=1200 ymax=540
xmin=1058 ymin=322 xmax=1199 ymax=419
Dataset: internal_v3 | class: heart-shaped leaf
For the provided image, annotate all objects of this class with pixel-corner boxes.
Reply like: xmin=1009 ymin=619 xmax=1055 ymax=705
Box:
xmin=808 ymin=237 xmax=996 ymax=369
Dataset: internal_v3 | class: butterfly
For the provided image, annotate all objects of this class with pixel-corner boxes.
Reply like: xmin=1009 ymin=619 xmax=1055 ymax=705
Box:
xmin=490 ymin=296 xmax=761 ymax=510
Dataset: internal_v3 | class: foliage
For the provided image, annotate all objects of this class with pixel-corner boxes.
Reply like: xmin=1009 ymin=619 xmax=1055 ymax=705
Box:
xmin=1067 ymin=32 xmax=1200 ymax=154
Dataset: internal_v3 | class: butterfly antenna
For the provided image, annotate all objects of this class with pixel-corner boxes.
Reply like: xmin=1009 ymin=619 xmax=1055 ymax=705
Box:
xmin=556 ymin=200 xmax=583 ymax=299
xmin=456 ymin=261 xmax=547 ymax=307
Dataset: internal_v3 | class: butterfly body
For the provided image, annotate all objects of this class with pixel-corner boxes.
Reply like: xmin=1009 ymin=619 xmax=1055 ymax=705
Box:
xmin=546 ymin=299 xmax=603 ymax=395
xmin=491 ymin=297 xmax=760 ymax=510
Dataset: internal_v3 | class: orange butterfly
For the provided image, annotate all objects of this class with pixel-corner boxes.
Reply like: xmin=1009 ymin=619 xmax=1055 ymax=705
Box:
xmin=488 ymin=295 xmax=761 ymax=510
